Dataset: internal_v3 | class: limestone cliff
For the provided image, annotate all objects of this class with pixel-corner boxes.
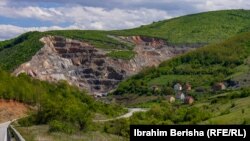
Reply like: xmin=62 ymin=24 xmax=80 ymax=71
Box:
xmin=14 ymin=35 xmax=194 ymax=95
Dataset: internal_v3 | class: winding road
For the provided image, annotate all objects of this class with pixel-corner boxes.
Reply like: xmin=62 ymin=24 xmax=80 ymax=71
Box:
xmin=94 ymin=108 xmax=149 ymax=122
xmin=0 ymin=121 xmax=10 ymax=141
xmin=0 ymin=108 xmax=148 ymax=140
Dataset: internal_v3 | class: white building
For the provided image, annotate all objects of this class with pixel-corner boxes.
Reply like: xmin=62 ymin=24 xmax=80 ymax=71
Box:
xmin=174 ymin=83 xmax=182 ymax=92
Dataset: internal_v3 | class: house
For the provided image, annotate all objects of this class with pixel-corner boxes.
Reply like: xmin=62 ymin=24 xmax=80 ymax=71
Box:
xmin=184 ymin=96 xmax=194 ymax=105
xmin=166 ymin=95 xmax=175 ymax=103
xmin=174 ymin=83 xmax=182 ymax=92
xmin=213 ymin=82 xmax=226 ymax=91
xmin=176 ymin=92 xmax=185 ymax=101
xmin=184 ymin=83 xmax=192 ymax=91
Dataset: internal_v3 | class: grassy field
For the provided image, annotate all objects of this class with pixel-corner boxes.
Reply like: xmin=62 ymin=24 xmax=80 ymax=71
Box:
xmin=228 ymin=56 xmax=250 ymax=87
xmin=196 ymin=91 xmax=250 ymax=124
xmin=16 ymin=125 xmax=127 ymax=141
xmin=148 ymin=74 xmax=214 ymax=87
xmin=204 ymin=97 xmax=250 ymax=124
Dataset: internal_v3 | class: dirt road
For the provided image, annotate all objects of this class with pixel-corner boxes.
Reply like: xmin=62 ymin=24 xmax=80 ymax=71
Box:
xmin=94 ymin=108 xmax=149 ymax=122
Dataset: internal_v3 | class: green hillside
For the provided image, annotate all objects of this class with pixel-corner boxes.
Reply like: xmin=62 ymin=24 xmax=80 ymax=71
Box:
xmin=113 ymin=31 xmax=250 ymax=97
xmin=1 ymin=9 xmax=250 ymax=140
xmin=113 ymin=9 xmax=250 ymax=44
xmin=0 ymin=70 xmax=126 ymax=133
xmin=1 ymin=10 xmax=250 ymax=71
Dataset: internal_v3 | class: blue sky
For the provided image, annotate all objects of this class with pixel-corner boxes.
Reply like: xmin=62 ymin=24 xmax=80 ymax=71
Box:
xmin=0 ymin=0 xmax=249 ymax=40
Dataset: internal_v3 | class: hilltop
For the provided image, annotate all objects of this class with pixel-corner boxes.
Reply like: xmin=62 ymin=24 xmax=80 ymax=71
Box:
xmin=113 ymin=9 xmax=250 ymax=44
xmin=0 ymin=10 xmax=250 ymax=71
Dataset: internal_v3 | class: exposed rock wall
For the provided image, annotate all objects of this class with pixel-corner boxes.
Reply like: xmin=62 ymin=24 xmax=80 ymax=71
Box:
xmin=14 ymin=35 xmax=194 ymax=95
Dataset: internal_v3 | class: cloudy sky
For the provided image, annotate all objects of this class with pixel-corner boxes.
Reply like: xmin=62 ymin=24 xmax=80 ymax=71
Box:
xmin=0 ymin=0 xmax=249 ymax=40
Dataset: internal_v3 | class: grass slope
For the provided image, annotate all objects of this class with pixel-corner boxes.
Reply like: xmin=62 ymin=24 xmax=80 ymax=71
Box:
xmin=16 ymin=125 xmax=127 ymax=141
xmin=112 ymin=9 xmax=250 ymax=45
xmin=1 ymin=10 xmax=250 ymax=71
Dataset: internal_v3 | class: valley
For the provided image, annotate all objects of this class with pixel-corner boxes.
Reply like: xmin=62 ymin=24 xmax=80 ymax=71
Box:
xmin=0 ymin=9 xmax=250 ymax=141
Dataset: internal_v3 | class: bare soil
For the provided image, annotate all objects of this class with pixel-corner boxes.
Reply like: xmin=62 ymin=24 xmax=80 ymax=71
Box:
xmin=0 ymin=99 xmax=30 ymax=123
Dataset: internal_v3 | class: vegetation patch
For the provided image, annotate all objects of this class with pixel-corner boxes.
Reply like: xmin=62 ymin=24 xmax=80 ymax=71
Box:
xmin=107 ymin=50 xmax=136 ymax=60
xmin=0 ymin=70 xmax=126 ymax=134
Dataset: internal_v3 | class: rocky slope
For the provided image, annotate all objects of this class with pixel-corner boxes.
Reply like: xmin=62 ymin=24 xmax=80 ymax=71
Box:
xmin=14 ymin=35 xmax=195 ymax=95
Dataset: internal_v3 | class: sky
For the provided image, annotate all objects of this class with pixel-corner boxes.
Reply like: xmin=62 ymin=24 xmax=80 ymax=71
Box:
xmin=0 ymin=0 xmax=249 ymax=40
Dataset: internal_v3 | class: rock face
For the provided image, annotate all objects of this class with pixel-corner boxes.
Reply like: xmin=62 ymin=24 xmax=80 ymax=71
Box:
xmin=14 ymin=35 xmax=194 ymax=95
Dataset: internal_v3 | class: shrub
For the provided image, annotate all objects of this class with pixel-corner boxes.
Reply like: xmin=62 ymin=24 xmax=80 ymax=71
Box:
xmin=49 ymin=120 xmax=76 ymax=134
xmin=104 ymin=119 xmax=130 ymax=137
xmin=18 ymin=116 xmax=36 ymax=127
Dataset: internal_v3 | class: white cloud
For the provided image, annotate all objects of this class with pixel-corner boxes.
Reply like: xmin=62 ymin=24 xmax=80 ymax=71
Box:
xmin=0 ymin=5 xmax=171 ymax=29
xmin=0 ymin=24 xmax=79 ymax=41
xmin=0 ymin=0 xmax=250 ymax=40
xmin=186 ymin=0 xmax=250 ymax=11
xmin=0 ymin=6 xmax=63 ymax=22
xmin=0 ymin=0 xmax=7 ymax=6
xmin=64 ymin=6 xmax=171 ymax=29
xmin=0 ymin=5 xmax=172 ymax=40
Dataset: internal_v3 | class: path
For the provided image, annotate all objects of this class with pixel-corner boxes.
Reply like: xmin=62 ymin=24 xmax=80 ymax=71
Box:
xmin=94 ymin=108 xmax=149 ymax=122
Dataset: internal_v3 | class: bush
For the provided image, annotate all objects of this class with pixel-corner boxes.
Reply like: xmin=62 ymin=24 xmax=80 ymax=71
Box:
xmin=220 ymin=109 xmax=230 ymax=115
xmin=210 ymin=99 xmax=218 ymax=104
xmin=49 ymin=120 xmax=76 ymax=134
xmin=104 ymin=119 xmax=130 ymax=137
xmin=18 ymin=116 xmax=36 ymax=127
xmin=107 ymin=50 xmax=136 ymax=60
